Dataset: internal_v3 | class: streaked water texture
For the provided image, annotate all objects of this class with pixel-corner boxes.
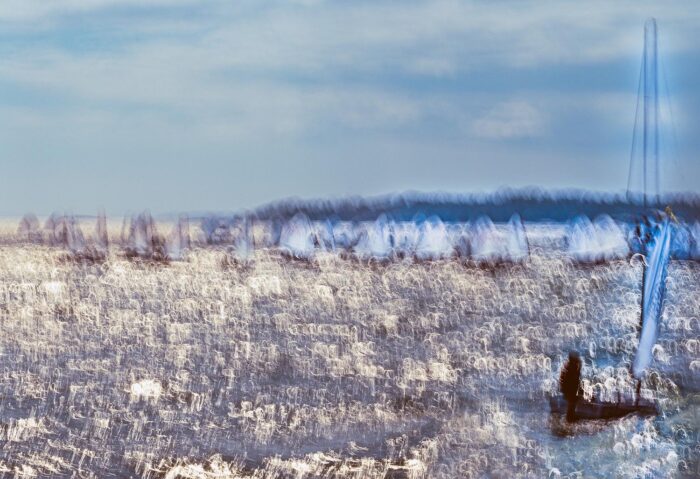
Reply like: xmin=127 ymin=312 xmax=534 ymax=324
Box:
xmin=0 ymin=221 xmax=697 ymax=478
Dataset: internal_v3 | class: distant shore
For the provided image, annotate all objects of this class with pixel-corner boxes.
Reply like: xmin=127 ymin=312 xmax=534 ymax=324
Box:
xmin=250 ymin=188 xmax=700 ymax=223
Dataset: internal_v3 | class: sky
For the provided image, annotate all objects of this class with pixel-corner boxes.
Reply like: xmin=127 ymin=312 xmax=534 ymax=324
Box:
xmin=0 ymin=0 xmax=698 ymax=215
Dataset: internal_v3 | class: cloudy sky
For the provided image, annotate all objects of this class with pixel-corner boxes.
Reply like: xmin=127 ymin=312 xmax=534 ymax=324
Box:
xmin=0 ymin=0 xmax=698 ymax=215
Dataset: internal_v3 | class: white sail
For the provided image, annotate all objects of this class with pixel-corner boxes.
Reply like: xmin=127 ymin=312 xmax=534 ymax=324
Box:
xmin=469 ymin=215 xmax=528 ymax=263
xmin=354 ymin=215 xmax=393 ymax=261
xmin=453 ymin=222 xmax=471 ymax=258
xmin=506 ymin=214 xmax=529 ymax=262
xmin=95 ymin=210 xmax=109 ymax=253
xmin=18 ymin=213 xmax=41 ymax=242
xmin=332 ymin=221 xmax=360 ymax=250
xmin=313 ymin=220 xmax=336 ymax=252
xmin=230 ymin=217 xmax=254 ymax=262
xmin=166 ymin=215 xmax=190 ymax=260
xmin=392 ymin=221 xmax=420 ymax=258
xmin=566 ymin=215 xmax=628 ymax=262
xmin=632 ymin=218 xmax=672 ymax=378
xmin=279 ymin=213 xmax=315 ymax=260
xmin=126 ymin=212 xmax=163 ymax=258
xmin=65 ymin=217 xmax=86 ymax=255
xmin=415 ymin=216 xmax=453 ymax=260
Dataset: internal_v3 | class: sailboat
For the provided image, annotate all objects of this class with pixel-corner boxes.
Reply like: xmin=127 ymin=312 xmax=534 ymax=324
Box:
xmin=550 ymin=18 xmax=671 ymax=421
xmin=550 ymin=218 xmax=668 ymax=420
xmin=550 ymin=217 xmax=666 ymax=420
xmin=628 ymin=17 xmax=672 ymax=391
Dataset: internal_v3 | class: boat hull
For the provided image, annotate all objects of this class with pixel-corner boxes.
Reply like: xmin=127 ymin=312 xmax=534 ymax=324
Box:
xmin=549 ymin=396 xmax=658 ymax=420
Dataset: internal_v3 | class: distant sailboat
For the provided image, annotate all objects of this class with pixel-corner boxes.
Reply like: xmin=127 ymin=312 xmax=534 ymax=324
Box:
xmin=166 ymin=215 xmax=191 ymax=261
xmin=95 ymin=210 xmax=109 ymax=254
xmin=124 ymin=211 xmax=167 ymax=260
xmin=17 ymin=213 xmax=41 ymax=242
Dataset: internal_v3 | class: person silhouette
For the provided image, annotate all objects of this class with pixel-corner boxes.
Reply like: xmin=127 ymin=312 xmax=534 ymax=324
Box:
xmin=560 ymin=351 xmax=582 ymax=422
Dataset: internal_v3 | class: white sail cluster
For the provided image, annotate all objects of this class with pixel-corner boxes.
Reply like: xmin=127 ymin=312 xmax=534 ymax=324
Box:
xmin=124 ymin=212 xmax=163 ymax=259
xmin=13 ymin=211 xmax=700 ymax=265
xmin=273 ymin=213 xmax=529 ymax=262
xmin=45 ymin=214 xmax=86 ymax=255
xmin=123 ymin=212 xmax=193 ymax=261
xmin=565 ymin=215 xmax=629 ymax=262
xmin=200 ymin=216 xmax=257 ymax=262
xmin=10 ymin=212 xmax=118 ymax=260
xmin=415 ymin=217 xmax=455 ymax=260
xmin=353 ymin=215 xmax=394 ymax=261
xmin=470 ymin=215 xmax=529 ymax=263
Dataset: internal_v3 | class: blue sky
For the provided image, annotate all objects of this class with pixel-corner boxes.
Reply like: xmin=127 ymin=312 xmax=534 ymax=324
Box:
xmin=0 ymin=0 xmax=698 ymax=215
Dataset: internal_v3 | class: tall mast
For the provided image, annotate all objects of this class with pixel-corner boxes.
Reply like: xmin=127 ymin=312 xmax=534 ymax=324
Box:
xmin=643 ymin=18 xmax=659 ymax=207
xmin=628 ymin=18 xmax=661 ymax=207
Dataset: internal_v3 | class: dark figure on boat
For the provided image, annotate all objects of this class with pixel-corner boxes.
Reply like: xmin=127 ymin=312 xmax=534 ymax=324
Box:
xmin=560 ymin=351 xmax=582 ymax=422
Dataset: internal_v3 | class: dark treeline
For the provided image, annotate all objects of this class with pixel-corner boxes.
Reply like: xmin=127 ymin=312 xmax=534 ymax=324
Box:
xmin=250 ymin=189 xmax=700 ymax=223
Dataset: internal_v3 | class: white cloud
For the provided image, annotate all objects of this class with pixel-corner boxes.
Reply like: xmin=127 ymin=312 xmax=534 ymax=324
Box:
xmin=0 ymin=0 xmax=696 ymax=181
xmin=2 ymin=1 xmax=690 ymax=115
xmin=1 ymin=1 xmax=697 ymax=71
xmin=471 ymin=101 xmax=546 ymax=140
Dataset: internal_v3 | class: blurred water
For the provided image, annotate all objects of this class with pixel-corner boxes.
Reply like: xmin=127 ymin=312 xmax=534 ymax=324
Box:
xmin=0 ymin=225 xmax=696 ymax=478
